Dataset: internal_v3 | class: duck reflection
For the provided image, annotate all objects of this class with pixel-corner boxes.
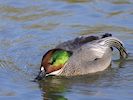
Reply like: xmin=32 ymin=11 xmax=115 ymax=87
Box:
xmin=37 ymin=69 xmax=117 ymax=100
xmin=38 ymin=76 xmax=68 ymax=100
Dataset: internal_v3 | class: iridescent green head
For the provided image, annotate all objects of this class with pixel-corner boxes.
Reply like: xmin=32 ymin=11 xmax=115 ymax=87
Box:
xmin=36 ymin=49 xmax=72 ymax=80
xmin=50 ymin=49 xmax=71 ymax=66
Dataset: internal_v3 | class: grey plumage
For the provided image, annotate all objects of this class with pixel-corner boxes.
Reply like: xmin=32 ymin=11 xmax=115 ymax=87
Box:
xmin=55 ymin=33 xmax=127 ymax=76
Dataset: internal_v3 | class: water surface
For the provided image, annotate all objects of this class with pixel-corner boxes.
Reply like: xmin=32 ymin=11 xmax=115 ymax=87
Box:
xmin=0 ymin=0 xmax=133 ymax=100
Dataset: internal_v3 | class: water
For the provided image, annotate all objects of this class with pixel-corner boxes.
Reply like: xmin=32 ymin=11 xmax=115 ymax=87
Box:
xmin=0 ymin=0 xmax=133 ymax=100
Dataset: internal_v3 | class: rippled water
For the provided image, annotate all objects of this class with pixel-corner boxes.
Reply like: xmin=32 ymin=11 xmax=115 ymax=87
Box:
xmin=0 ymin=0 xmax=133 ymax=100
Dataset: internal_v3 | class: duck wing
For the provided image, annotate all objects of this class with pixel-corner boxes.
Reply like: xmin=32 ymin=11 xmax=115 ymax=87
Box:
xmin=56 ymin=33 xmax=112 ymax=51
xmin=56 ymin=35 xmax=98 ymax=51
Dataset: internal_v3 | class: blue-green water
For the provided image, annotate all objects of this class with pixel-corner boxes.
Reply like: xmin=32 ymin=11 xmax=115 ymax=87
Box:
xmin=0 ymin=0 xmax=133 ymax=100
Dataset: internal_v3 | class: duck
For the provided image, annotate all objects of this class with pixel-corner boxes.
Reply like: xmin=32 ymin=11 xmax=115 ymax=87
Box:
xmin=35 ymin=33 xmax=128 ymax=80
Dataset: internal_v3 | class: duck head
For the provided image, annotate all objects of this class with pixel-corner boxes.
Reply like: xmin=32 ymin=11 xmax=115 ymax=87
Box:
xmin=35 ymin=49 xmax=72 ymax=80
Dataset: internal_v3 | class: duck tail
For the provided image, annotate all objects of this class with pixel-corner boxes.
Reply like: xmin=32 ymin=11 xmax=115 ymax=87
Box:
xmin=99 ymin=37 xmax=128 ymax=59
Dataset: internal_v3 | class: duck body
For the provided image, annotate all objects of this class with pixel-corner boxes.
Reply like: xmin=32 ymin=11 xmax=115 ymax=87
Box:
xmin=35 ymin=33 xmax=127 ymax=80
xmin=59 ymin=42 xmax=112 ymax=76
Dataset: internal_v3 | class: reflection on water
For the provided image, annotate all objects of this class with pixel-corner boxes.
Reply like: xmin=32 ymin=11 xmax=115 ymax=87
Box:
xmin=38 ymin=74 xmax=107 ymax=100
xmin=0 ymin=0 xmax=133 ymax=100
xmin=37 ymin=67 xmax=125 ymax=100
